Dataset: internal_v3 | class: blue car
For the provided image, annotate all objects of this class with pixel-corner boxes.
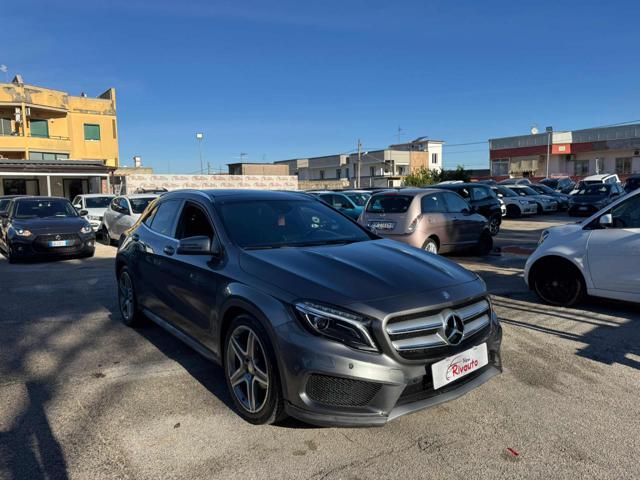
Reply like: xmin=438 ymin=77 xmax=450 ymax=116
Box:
xmin=316 ymin=192 xmax=363 ymax=220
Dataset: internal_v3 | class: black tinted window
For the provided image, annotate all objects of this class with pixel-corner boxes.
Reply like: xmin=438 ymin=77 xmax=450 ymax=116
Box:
xmin=0 ymin=199 xmax=10 ymax=213
xmin=130 ymin=197 xmax=155 ymax=214
xmin=471 ymin=187 xmax=491 ymax=200
xmin=217 ymin=199 xmax=370 ymax=249
xmin=85 ymin=196 xmax=113 ymax=208
xmin=612 ymin=194 xmax=640 ymax=228
xmin=147 ymin=200 xmax=181 ymax=236
xmin=420 ymin=193 xmax=447 ymax=213
xmin=366 ymin=195 xmax=414 ymax=213
xmin=443 ymin=193 xmax=470 ymax=213
xmin=176 ymin=202 xmax=214 ymax=240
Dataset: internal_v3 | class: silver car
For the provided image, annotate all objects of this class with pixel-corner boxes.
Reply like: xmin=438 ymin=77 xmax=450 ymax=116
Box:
xmin=507 ymin=185 xmax=558 ymax=214
xmin=71 ymin=194 xmax=115 ymax=231
xmin=491 ymin=186 xmax=537 ymax=217
xmin=101 ymin=194 xmax=157 ymax=242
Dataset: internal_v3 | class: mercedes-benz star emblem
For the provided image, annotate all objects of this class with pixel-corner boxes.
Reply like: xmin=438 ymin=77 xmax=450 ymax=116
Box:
xmin=55 ymin=235 xmax=62 ymax=241
xmin=444 ymin=313 xmax=464 ymax=345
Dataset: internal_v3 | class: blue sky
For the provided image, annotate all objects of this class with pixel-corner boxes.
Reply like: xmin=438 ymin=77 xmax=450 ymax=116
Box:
xmin=4 ymin=0 xmax=640 ymax=173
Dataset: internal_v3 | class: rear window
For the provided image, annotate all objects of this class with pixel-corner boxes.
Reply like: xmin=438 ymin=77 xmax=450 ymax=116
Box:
xmin=130 ymin=197 xmax=155 ymax=214
xmin=366 ymin=195 xmax=414 ymax=213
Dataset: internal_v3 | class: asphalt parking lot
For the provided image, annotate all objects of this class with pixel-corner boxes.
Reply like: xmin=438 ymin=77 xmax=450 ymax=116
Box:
xmin=1 ymin=215 xmax=639 ymax=480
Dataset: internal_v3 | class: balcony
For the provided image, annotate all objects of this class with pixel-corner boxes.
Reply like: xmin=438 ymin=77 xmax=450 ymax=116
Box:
xmin=0 ymin=133 xmax=71 ymax=153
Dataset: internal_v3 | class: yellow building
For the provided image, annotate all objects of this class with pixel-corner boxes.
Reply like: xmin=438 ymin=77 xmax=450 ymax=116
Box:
xmin=0 ymin=75 xmax=118 ymax=198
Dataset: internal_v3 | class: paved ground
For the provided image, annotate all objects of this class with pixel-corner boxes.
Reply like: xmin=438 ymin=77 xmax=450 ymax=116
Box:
xmin=1 ymin=216 xmax=639 ymax=480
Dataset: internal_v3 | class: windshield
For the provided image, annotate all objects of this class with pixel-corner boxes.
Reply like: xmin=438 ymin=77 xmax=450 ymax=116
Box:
xmin=344 ymin=192 xmax=370 ymax=207
xmin=0 ymin=199 xmax=11 ymax=213
xmin=366 ymin=195 xmax=414 ymax=213
xmin=85 ymin=196 xmax=114 ymax=208
xmin=532 ymin=184 xmax=555 ymax=194
xmin=576 ymin=184 xmax=611 ymax=196
xmin=129 ymin=197 xmax=155 ymax=214
xmin=495 ymin=186 xmax=517 ymax=197
xmin=511 ymin=186 xmax=538 ymax=196
xmin=540 ymin=179 xmax=558 ymax=188
xmin=14 ymin=199 xmax=78 ymax=219
xmin=216 ymin=199 xmax=372 ymax=249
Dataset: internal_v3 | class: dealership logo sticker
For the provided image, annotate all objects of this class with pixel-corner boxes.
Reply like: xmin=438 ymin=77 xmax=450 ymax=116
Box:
xmin=445 ymin=354 xmax=479 ymax=382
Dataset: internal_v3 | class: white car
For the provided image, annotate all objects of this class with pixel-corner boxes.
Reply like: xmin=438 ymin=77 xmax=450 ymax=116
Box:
xmin=569 ymin=173 xmax=620 ymax=195
xmin=71 ymin=194 xmax=115 ymax=231
xmin=524 ymin=189 xmax=640 ymax=306
xmin=491 ymin=185 xmax=538 ymax=217
xmin=101 ymin=194 xmax=157 ymax=242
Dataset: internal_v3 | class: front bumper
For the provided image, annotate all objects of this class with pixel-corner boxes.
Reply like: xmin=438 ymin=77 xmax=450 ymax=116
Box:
xmin=277 ymin=310 xmax=502 ymax=427
xmin=8 ymin=234 xmax=96 ymax=259
xmin=542 ymin=202 xmax=558 ymax=212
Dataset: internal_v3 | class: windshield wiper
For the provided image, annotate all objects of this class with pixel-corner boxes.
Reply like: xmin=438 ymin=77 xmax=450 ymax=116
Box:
xmin=291 ymin=239 xmax=362 ymax=247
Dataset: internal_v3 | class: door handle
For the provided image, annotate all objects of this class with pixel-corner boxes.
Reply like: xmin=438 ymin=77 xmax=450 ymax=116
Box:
xmin=163 ymin=245 xmax=175 ymax=256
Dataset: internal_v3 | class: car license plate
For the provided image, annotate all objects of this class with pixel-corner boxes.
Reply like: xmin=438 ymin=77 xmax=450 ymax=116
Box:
xmin=579 ymin=206 xmax=588 ymax=211
xmin=369 ymin=221 xmax=395 ymax=230
xmin=431 ymin=343 xmax=488 ymax=390
xmin=48 ymin=240 xmax=69 ymax=247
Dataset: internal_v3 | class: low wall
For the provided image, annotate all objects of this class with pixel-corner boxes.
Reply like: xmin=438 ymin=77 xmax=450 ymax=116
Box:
xmin=120 ymin=174 xmax=298 ymax=194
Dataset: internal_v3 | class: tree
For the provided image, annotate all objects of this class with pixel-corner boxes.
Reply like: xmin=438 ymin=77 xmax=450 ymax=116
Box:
xmin=402 ymin=165 xmax=470 ymax=187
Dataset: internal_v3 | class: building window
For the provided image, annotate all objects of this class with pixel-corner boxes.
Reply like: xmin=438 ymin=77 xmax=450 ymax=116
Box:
xmin=491 ymin=159 xmax=510 ymax=176
xmin=319 ymin=170 xmax=325 ymax=180
xmin=615 ymin=157 xmax=632 ymax=175
xmin=84 ymin=124 xmax=101 ymax=141
xmin=29 ymin=151 xmax=70 ymax=161
xmin=29 ymin=119 xmax=49 ymax=138
xmin=0 ymin=118 xmax=12 ymax=135
xmin=344 ymin=168 xmax=349 ymax=178
xmin=336 ymin=168 xmax=341 ymax=179
xmin=369 ymin=166 xmax=375 ymax=177
xmin=398 ymin=166 xmax=405 ymax=175
xmin=431 ymin=153 xmax=438 ymax=164
xmin=574 ymin=159 xmax=590 ymax=176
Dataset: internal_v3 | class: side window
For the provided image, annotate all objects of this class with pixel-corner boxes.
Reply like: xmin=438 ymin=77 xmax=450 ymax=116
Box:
xmin=175 ymin=202 xmax=214 ymax=240
xmin=118 ymin=198 xmax=130 ymax=212
xmin=421 ymin=193 xmax=447 ymax=213
xmin=72 ymin=196 xmax=81 ymax=207
xmin=443 ymin=192 xmax=470 ymax=213
xmin=334 ymin=195 xmax=352 ymax=209
xmin=147 ymin=200 xmax=181 ymax=237
xmin=611 ymin=195 xmax=640 ymax=229
xmin=457 ymin=188 xmax=471 ymax=199
xmin=142 ymin=206 xmax=157 ymax=227
xmin=471 ymin=187 xmax=490 ymax=201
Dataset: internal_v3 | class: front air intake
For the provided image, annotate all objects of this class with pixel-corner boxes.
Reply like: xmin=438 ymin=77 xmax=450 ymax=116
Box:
xmin=305 ymin=374 xmax=381 ymax=407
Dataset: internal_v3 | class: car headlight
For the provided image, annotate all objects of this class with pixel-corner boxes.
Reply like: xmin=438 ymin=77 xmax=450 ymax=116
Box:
xmin=15 ymin=228 xmax=32 ymax=237
xmin=539 ymin=230 xmax=550 ymax=245
xmin=518 ymin=200 xmax=528 ymax=205
xmin=294 ymin=301 xmax=379 ymax=352
xmin=80 ymin=225 xmax=93 ymax=234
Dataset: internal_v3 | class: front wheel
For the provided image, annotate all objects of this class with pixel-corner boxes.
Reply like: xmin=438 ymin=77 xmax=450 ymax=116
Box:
xmin=488 ymin=215 xmax=501 ymax=236
xmin=422 ymin=238 xmax=439 ymax=254
xmin=532 ymin=267 xmax=584 ymax=306
xmin=224 ymin=315 xmax=285 ymax=425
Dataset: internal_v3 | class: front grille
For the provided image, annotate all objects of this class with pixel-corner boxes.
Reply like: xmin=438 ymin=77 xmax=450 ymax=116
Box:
xmin=305 ymin=374 xmax=382 ymax=407
xmin=33 ymin=233 xmax=81 ymax=253
xmin=386 ymin=297 xmax=492 ymax=360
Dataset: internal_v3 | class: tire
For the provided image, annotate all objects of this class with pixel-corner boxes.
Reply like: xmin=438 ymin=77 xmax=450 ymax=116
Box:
xmin=223 ymin=315 xmax=286 ymax=425
xmin=488 ymin=215 xmax=501 ymax=236
xmin=506 ymin=204 xmax=521 ymax=218
xmin=475 ymin=230 xmax=493 ymax=256
xmin=531 ymin=264 xmax=585 ymax=306
xmin=117 ymin=266 xmax=144 ymax=327
xmin=536 ymin=203 xmax=543 ymax=215
xmin=422 ymin=237 xmax=439 ymax=254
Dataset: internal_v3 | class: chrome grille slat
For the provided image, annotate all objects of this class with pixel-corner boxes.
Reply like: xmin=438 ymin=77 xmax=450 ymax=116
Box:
xmin=385 ymin=297 xmax=491 ymax=358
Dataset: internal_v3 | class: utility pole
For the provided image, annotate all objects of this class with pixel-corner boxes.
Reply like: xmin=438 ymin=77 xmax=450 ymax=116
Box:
xmin=196 ymin=132 xmax=204 ymax=173
xmin=545 ymin=126 xmax=553 ymax=179
xmin=207 ymin=162 xmax=211 ymax=175
xmin=357 ymin=139 xmax=362 ymax=189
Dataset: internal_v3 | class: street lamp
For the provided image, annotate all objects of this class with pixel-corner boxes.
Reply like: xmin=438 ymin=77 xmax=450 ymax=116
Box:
xmin=196 ymin=132 xmax=204 ymax=173
xmin=545 ymin=126 xmax=553 ymax=179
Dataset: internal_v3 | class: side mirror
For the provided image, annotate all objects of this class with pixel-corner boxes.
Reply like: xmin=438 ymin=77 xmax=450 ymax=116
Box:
xmin=73 ymin=205 xmax=82 ymax=211
xmin=497 ymin=193 xmax=504 ymax=198
xmin=461 ymin=208 xmax=471 ymax=215
xmin=79 ymin=209 xmax=89 ymax=216
xmin=177 ymin=235 xmax=212 ymax=255
xmin=599 ymin=213 xmax=613 ymax=228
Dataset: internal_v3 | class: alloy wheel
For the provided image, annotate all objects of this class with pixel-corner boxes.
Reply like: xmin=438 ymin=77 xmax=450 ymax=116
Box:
xmin=118 ymin=271 xmax=134 ymax=321
xmin=226 ymin=326 xmax=270 ymax=413
xmin=489 ymin=216 xmax=500 ymax=235
xmin=424 ymin=240 xmax=438 ymax=254
xmin=534 ymin=272 xmax=581 ymax=306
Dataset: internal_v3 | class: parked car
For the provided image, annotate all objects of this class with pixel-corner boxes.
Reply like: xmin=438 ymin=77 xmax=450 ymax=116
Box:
xmin=0 ymin=196 xmax=95 ymax=263
xmin=540 ymin=177 xmax=575 ymax=194
xmin=525 ymin=189 xmax=640 ymax=306
xmin=624 ymin=174 xmax=640 ymax=194
xmin=506 ymin=185 xmax=558 ymax=214
xmin=359 ymin=189 xmax=493 ymax=255
xmin=0 ymin=195 xmax=22 ymax=215
xmin=316 ymin=191 xmax=363 ymax=220
xmin=433 ymin=183 xmax=502 ymax=235
xmin=569 ymin=174 xmax=621 ymax=195
xmin=101 ymin=194 xmax=158 ymax=242
xmin=498 ymin=178 xmax=532 ymax=186
xmin=115 ymin=189 xmax=502 ymax=426
xmin=567 ymin=183 xmax=624 ymax=217
xmin=528 ymin=184 xmax=570 ymax=210
xmin=71 ymin=194 xmax=115 ymax=231
xmin=490 ymin=186 xmax=537 ymax=218
xmin=341 ymin=190 xmax=371 ymax=208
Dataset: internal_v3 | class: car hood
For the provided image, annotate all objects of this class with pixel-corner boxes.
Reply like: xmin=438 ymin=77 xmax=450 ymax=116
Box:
xmin=571 ymin=195 xmax=608 ymax=204
xmin=11 ymin=217 xmax=89 ymax=234
xmin=83 ymin=207 xmax=108 ymax=217
xmin=239 ymin=238 xmax=478 ymax=304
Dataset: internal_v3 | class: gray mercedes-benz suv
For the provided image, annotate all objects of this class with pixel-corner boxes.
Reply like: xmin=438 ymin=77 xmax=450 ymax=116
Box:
xmin=115 ymin=189 xmax=502 ymax=426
